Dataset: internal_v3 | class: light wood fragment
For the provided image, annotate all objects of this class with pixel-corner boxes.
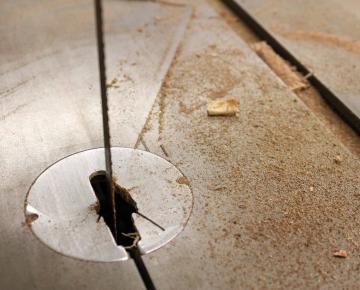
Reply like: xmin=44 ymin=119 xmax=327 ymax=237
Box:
xmin=207 ymin=98 xmax=240 ymax=116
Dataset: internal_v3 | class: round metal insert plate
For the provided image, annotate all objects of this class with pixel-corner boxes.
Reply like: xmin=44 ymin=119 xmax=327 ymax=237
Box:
xmin=25 ymin=148 xmax=193 ymax=262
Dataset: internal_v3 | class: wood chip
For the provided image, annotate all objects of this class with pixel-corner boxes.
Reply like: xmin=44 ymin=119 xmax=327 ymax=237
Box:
xmin=25 ymin=213 xmax=39 ymax=225
xmin=334 ymin=155 xmax=343 ymax=164
xmin=207 ymin=98 xmax=240 ymax=116
xmin=333 ymin=250 xmax=347 ymax=258
xmin=106 ymin=78 xmax=118 ymax=88
xmin=176 ymin=176 xmax=190 ymax=185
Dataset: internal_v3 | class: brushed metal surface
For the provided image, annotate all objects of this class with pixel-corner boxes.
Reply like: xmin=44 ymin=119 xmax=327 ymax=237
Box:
xmin=26 ymin=148 xmax=192 ymax=262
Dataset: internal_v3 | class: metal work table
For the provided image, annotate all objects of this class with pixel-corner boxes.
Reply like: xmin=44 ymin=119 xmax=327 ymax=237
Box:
xmin=1 ymin=0 xmax=359 ymax=289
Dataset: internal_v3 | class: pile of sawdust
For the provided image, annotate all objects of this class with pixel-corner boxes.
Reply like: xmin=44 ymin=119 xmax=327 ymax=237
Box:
xmin=276 ymin=29 xmax=360 ymax=54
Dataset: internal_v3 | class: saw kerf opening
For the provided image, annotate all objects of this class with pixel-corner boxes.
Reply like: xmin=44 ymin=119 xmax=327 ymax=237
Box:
xmin=89 ymin=171 xmax=140 ymax=248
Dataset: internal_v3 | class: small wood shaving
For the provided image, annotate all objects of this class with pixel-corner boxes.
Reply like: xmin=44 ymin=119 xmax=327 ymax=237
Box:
xmin=89 ymin=201 xmax=100 ymax=214
xmin=304 ymin=69 xmax=314 ymax=79
xmin=106 ymin=78 xmax=118 ymax=88
xmin=309 ymin=186 xmax=314 ymax=192
xmin=207 ymin=98 xmax=240 ymax=116
xmin=25 ymin=213 xmax=39 ymax=225
xmin=176 ymin=176 xmax=190 ymax=185
xmin=122 ymin=232 xmax=141 ymax=250
xmin=333 ymin=250 xmax=347 ymax=258
xmin=253 ymin=41 xmax=309 ymax=91
xmin=334 ymin=155 xmax=343 ymax=164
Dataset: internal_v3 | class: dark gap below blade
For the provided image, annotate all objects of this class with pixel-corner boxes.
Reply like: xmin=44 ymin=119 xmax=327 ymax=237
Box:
xmin=90 ymin=171 xmax=166 ymax=246
xmin=90 ymin=171 xmax=159 ymax=290
xmin=90 ymin=171 xmax=140 ymax=248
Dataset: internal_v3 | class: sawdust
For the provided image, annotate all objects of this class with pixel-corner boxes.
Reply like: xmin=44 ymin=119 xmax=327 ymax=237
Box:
xmin=106 ymin=78 xmax=119 ymax=89
xmin=154 ymin=15 xmax=164 ymax=22
xmin=134 ymin=106 xmax=154 ymax=149
xmin=135 ymin=3 xmax=360 ymax=288
xmin=178 ymin=100 xmax=206 ymax=114
xmin=158 ymin=84 xmax=168 ymax=141
xmin=138 ymin=2 xmax=360 ymax=288
xmin=153 ymin=21 xmax=244 ymax=142
xmin=207 ymin=98 xmax=240 ymax=116
xmin=253 ymin=41 xmax=309 ymax=91
xmin=277 ymin=30 xmax=360 ymax=54
xmin=176 ymin=176 xmax=190 ymax=185
xmin=89 ymin=201 xmax=100 ymax=212
xmin=251 ymin=41 xmax=360 ymax=157
xmin=208 ymin=0 xmax=260 ymax=44
xmin=151 ymin=34 xmax=360 ymax=284
xmin=333 ymin=250 xmax=347 ymax=258
xmin=157 ymin=26 xmax=184 ymax=141
xmin=334 ymin=155 xmax=344 ymax=164
xmin=89 ymin=201 xmax=101 ymax=222
xmin=112 ymin=177 xmax=134 ymax=203
xmin=25 ymin=213 xmax=38 ymax=225
xmin=121 ymin=74 xmax=134 ymax=83
xmin=296 ymin=84 xmax=360 ymax=157
xmin=127 ymin=186 xmax=139 ymax=192
xmin=182 ymin=49 xmax=243 ymax=99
